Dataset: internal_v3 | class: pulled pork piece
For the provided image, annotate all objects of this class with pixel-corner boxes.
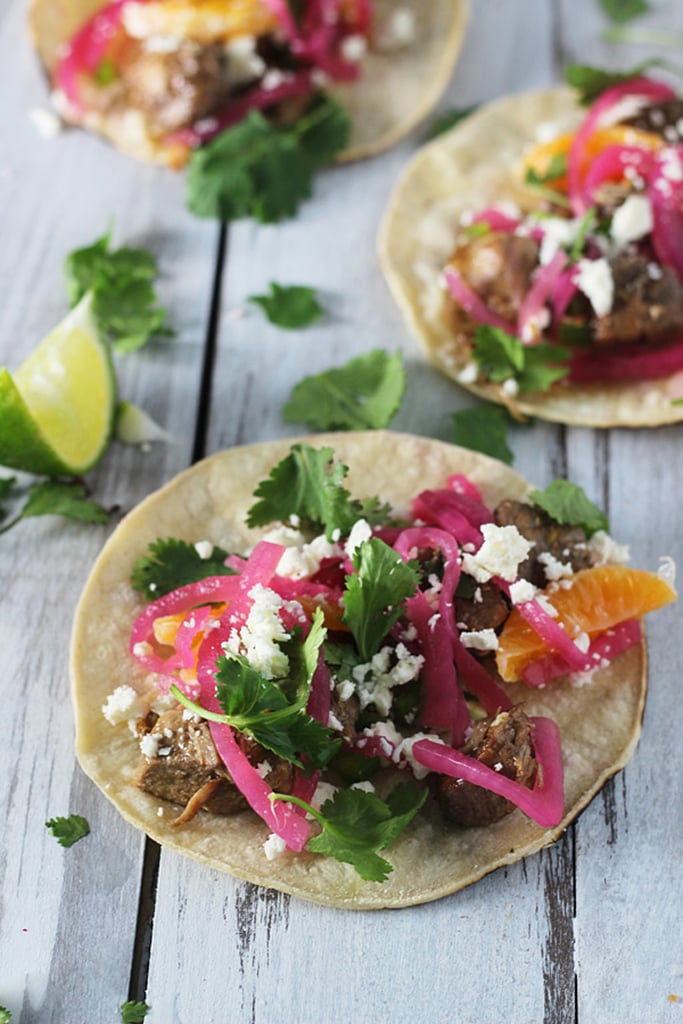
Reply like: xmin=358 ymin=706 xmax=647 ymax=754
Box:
xmin=119 ymin=39 xmax=232 ymax=137
xmin=494 ymin=499 xmax=594 ymax=587
xmin=329 ymin=686 xmax=361 ymax=745
xmin=134 ymin=707 xmax=293 ymax=820
xmin=592 ymin=253 xmax=683 ymax=347
xmin=436 ymin=707 xmax=537 ymax=827
xmin=454 ymin=580 xmax=509 ymax=634
xmin=447 ymin=232 xmax=540 ymax=323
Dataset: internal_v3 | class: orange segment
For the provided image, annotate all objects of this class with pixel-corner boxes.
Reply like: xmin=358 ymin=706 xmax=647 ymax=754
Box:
xmin=298 ymin=594 xmax=349 ymax=633
xmin=496 ymin=565 xmax=676 ymax=682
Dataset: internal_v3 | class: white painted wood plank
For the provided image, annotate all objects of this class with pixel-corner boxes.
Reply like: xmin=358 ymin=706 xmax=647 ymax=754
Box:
xmin=0 ymin=4 xmax=217 ymax=1022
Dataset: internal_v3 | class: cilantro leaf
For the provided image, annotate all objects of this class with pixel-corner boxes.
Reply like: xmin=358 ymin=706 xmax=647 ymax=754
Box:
xmin=249 ymin=283 xmax=324 ymax=329
xmin=247 ymin=444 xmax=391 ymax=539
xmin=565 ymin=59 xmax=663 ymax=105
xmin=0 ymin=1007 xmax=11 ymax=1024
xmin=451 ymin=405 xmax=514 ymax=465
xmin=120 ymin=1001 xmax=150 ymax=1024
xmin=524 ymin=152 xmax=567 ymax=186
xmin=472 ymin=325 xmax=570 ymax=394
xmin=427 ymin=105 xmax=477 ymax=139
xmin=186 ymin=94 xmax=350 ymax=223
xmin=65 ymin=230 xmax=171 ymax=353
xmin=45 ymin=814 xmax=90 ymax=848
xmin=22 ymin=480 xmax=111 ymax=524
xmin=343 ymin=538 xmax=420 ymax=661
xmin=599 ymin=0 xmax=649 ymax=23
xmin=130 ymin=537 xmax=235 ymax=600
xmin=283 ymin=349 xmax=406 ymax=431
xmin=529 ymin=479 xmax=609 ymax=537
xmin=278 ymin=781 xmax=428 ymax=881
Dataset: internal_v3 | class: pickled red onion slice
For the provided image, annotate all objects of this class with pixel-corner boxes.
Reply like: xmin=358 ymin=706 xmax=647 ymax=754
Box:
xmin=522 ymin=618 xmax=642 ymax=687
xmin=515 ymin=598 xmax=590 ymax=671
xmin=412 ymin=715 xmax=565 ymax=828
xmin=569 ymin=336 xmax=683 ymax=382
xmin=443 ymin=265 xmax=516 ymax=332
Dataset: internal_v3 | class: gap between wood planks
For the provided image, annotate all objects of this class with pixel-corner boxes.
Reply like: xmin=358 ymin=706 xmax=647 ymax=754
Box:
xmin=127 ymin=221 xmax=228 ymax=1005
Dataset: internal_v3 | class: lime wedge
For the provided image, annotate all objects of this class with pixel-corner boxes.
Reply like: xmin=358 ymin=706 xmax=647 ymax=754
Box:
xmin=0 ymin=294 xmax=116 ymax=475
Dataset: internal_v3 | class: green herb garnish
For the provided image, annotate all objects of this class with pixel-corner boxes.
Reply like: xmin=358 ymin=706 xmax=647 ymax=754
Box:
xmin=120 ymin=1001 xmax=150 ymax=1024
xmin=45 ymin=814 xmax=90 ymax=848
xmin=565 ymin=59 xmax=664 ymax=105
xmin=246 ymin=444 xmax=391 ymax=539
xmin=186 ymin=93 xmax=350 ymax=222
xmin=343 ymin=537 xmax=420 ymax=661
xmin=249 ymin=282 xmax=324 ymax=329
xmin=274 ymin=782 xmax=428 ymax=881
xmin=130 ymin=537 xmax=235 ymax=600
xmin=451 ymin=405 xmax=514 ymax=464
xmin=65 ymin=229 xmax=172 ymax=353
xmin=529 ymin=479 xmax=609 ymax=537
xmin=599 ymin=0 xmax=650 ymax=23
xmin=524 ymin=152 xmax=568 ymax=187
xmin=283 ymin=349 xmax=405 ymax=431
xmin=0 ymin=479 xmax=111 ymax=535
xmin=472 ymin=325 xmax=570 ymax=394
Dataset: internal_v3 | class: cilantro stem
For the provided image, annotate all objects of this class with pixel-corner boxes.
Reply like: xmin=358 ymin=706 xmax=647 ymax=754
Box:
xmin=271 ymin=791 xmax=327 ymax=828
xmin=602 ymin=26 xmax=683 ymax=48
xmin=169 ymin=684 xmax=228 ymax=723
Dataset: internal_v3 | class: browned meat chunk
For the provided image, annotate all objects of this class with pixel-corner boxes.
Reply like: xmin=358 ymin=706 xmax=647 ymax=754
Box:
xmin=120 ymin=40 xmax=232 ymax=137
xmin=592 ymin=253 xmax=683 ymax=346
xmin=447 ymin=232 xmax=540 ymax=323
xmin=134 ymin=707 xmax=293 ymax=817
xmin=454 ymin=581 xmax=509 ymax=634
xmin=494 ymin=499 xmax=594 ymax=587
xmin=436 ymin=706 xmax=537 ymax=827
xmin=330 ymin=687 xmax=361 ymax=744
xmin=622 ymin=98 xmax=683 ymax=142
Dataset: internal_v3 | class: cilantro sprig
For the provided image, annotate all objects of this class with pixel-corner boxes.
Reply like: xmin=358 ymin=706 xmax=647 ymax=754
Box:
xmin=130 ymin=537 xmax=235 ymax=600
xmin=564 ymin=58 xmax=680 ymax=105
xmin=0 ymin=478 xmax=111 ymax=536
xmin=0 ymin=1006 xmax=11 ymax=1023
xmin=283 ymin=350 xmax=406 ymax=431
xmin=451 ymin=405 xmax=514 ymax=465
xmin=472 ymin=325 xmax=570 ymax=394
xmin=186 ymin=93 xmax=350 ymax=223
xmin=249 ymin=283 xmax=324 ymax=329
xmin=45 ymin=814 xmax=90 ymax=848
xmin=65 ymin=229 xmax=172 ymax=353
xmin=120 ymin=1001 xmax=150 ymax=1024
xmin=599 ymin=0 xmax=650 ymax=23
xmin=529 ymin=479 xmax=609 ymax=537
xmin=171 ymin=609 xmax=341 ymax=768
xmin=274 ymin=782 xmax=428 ymax=881
xmin=246 ymin=444 xmax=392 ymax=539
xmin=343 ymin=538 xmax=420 ymax=661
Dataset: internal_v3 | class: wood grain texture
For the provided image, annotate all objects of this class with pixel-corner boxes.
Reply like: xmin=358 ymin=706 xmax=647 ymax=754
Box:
xmin=2 ymin=0 xmax=683 ymax=1022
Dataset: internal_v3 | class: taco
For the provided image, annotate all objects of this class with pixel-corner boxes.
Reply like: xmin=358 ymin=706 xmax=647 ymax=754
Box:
xmin=30 ymin=0 xmax=469 ymax=167
xmin=379 ymin=75 xmax=683 ymax=427
xmin=71 ymin=431 xmax=675 ymax=908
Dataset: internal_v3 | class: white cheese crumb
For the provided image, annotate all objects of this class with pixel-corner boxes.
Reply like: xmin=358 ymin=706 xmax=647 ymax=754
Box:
xmin=194 ymin=539 xmax=214 ymax=560
xmin=587 ymin=530 xmax=630 ymax=565
xmin=574 ymin=257 xmax=614 ymax=317
xmin=263 ymin=833 xmax=287 ymax=860
xmin=102 ymin=685 xmax=144 ymax=726
xmin=223 ymin=584 xmax=291 ymax=679
xmin=459 ymin=628 xmax=499 ymax=651
xmin=462 ymin=524 xmax=533 ymax=583
xmin=610 ymin=194 xmax=653 ymax=246
xmin=538 ymin=551 xmax=574 ymax=581
xmin=140 ymin=732 xmax=161 ymax=758
xmin=350 ymin=780 xmax=376 ymax=793
xmin=132 ymin=641 xmax=154 ymax=658
xmin=340 ymin=33 xmax=367 ymax=62
xmin=352 ymin=643 xmax=424 ymax=716
xmin=509 ymin=579 xmax=537 ymax=604
xmin=345 ymin=518 xmax=373 ymax=558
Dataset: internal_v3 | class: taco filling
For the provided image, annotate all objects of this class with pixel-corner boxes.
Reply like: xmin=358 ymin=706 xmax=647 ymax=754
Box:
xmin=380 ymin=74 xmax=683 ymax=427
xmin=94 ymin=441 xmax=675 ymax=891
xmin=33 ymin=0 xmax=467 ymax=166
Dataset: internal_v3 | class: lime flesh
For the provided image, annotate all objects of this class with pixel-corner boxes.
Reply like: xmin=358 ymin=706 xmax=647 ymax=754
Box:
xmin=0 ymin=294 xmax=116 ymax=476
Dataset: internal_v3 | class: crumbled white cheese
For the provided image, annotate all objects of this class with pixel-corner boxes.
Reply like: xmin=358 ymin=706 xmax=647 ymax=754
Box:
xmin=660 ymin=147 xmax=683 ymax=182
xmin=102 ymin=685 xmax=144 ymax=726
xmin=538 ymin=551 xmax=574 ymax=581
xmin=223 ymin=584 xmax=291 ymax=679
xmin=537 ymin=216 xmax=581 ymax=265
xmin=194 ymin=539 xmax=214 ymax=560
xmin=328 ymin=711 xmax=344 ymax=732
xmin=610 ymin=194 xmax=653 ymax=246
xmin=263 ymin=525 xmax=342 ymax=579
xmin=352 ymin=643 xmax=424 ymax=716
xmin=140 ymin=732 xmax=161 ymax=759
xmin=575 ymin=257 xmax=614 ymax=317
xmin=373 ymin=8 xmax=416 ymax=50
xmin=456 ymin=361 xmax=479 ymax=384
xmin=509 ymin=579 xmax=537 ymax=604
xmin=587 ymin=530 xmax=630 ymax=566
xmin=350 ymin=780 xmax=376 ymax=793
xmin=345 ymin=518 xmax=373 ymax=558
xmin=462 ymin=524 xmax=533 ymax=583
xmin=423 ymin=573 xmax=442 ymax=610
xmin=132 ymin=641 xmax=154 ymax=658
xmin=574 ymin=632 xmax=590 ymax=653
xmin=340 ymin=33 xmax=367 ymax=62
xmin=312 ymin=781 xmax=338 ymax=810
xmin=459 ymin=628 xmax=499 ymax=651
xmin=255 ymin=760 xmax=272 ymax=779
xmin=263 ymin=833 xmax=287 ymax=861
xmin=225 ymin=35 xmax=266 ymax=84
xmin=501 ymin=377 xmax=521 ymax=397
xmin=336 ymin=678 xmax=355 ymax=703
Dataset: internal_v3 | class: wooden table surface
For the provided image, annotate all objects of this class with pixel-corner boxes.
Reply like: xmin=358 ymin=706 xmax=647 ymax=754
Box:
xmin=2 ymin=2 xmax=682 ymax=1022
